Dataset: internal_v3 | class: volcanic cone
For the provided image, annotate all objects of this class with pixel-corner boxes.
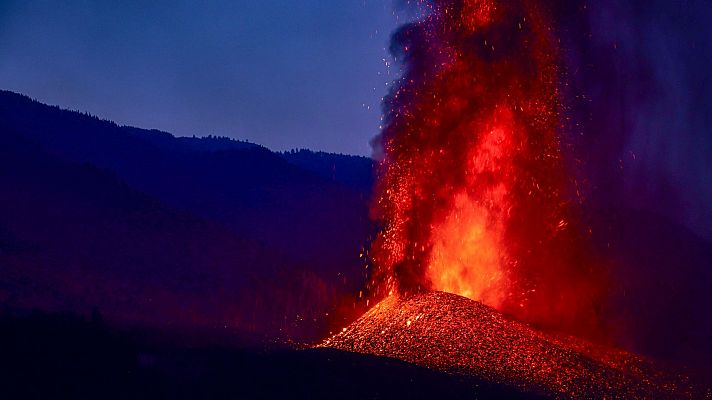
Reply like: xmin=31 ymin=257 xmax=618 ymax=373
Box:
xmin=320 ymin=291 xmax=701 ymax=398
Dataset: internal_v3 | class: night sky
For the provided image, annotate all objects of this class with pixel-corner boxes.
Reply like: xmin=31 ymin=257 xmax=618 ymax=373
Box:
xmin=0 ymin=1 xmax=710 ymax=240
xmin=0 ymin=0 xmax=409 ymax=155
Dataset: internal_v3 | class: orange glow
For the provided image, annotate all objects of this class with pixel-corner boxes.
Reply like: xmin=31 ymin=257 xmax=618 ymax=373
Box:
xmin=428 ymin=191 xmax=507 ymax=307
xmin=428 ymin=113 xmax=518 ymax=308
xmin=369 ymin=0 xmax=605 ymax=336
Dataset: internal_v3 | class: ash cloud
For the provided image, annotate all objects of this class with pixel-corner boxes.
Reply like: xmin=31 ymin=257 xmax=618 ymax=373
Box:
xmin=562 ymin=0 xmax=712 ymax=240
xmin=541 ymin=0 xmax=712 ymax=371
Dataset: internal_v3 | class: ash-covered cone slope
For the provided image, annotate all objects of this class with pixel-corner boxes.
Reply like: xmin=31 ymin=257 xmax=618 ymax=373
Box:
xmin=320 ymin=291 xmax=698 ymax=399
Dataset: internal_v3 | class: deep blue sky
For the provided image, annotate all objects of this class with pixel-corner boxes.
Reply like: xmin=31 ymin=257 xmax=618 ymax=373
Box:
xmin=0 ymin=0 xmax=411 ymax=155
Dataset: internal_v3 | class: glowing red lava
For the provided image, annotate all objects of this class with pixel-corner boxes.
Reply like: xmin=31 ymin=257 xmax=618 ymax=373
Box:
xmin=369 ymin=0 xmax=603 ymax=335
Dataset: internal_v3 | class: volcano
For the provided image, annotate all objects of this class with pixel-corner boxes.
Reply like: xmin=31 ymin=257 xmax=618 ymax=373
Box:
xmin=320 ymin=291 xmax=702 ymax=399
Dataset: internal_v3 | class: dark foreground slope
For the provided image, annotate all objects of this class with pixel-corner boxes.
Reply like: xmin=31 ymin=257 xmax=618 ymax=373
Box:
xmin=321 ymin=291 xmax=708 ymax=399
xmin=0 ymin=312 xmax=536 ymax=400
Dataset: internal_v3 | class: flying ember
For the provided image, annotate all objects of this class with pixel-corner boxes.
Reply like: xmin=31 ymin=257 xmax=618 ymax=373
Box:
xmin=370 ymin=0 xmax=603 ymax=335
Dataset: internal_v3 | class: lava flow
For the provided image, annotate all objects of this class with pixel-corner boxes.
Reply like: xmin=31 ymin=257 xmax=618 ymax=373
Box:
xmin=369 ymin=0 xmax=603 ymax=334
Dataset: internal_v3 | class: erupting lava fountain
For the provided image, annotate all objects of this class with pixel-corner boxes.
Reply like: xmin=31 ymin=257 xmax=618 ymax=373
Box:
xmin=321 ymin=1 xmax=708 ymax=399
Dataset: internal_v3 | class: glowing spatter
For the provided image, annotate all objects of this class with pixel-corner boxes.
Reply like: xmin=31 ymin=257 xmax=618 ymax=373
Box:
xmin=370 ymin=0 xmax=603 ymax=334
xmin=321 ymin=292 xmax=695 ymax=398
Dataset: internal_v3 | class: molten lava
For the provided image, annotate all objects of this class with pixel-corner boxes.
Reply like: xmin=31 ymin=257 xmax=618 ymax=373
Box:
xmin=370 ymin=0 xmax=602 ymax=334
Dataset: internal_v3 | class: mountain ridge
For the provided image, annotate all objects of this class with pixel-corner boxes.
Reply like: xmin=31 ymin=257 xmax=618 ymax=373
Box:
xmin=0 ymin=89 xmax=376 ymax=342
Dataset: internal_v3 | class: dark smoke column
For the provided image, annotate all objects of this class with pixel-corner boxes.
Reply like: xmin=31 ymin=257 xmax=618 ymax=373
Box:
xmin=369 ymin=0 xmax=604 ymax=336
